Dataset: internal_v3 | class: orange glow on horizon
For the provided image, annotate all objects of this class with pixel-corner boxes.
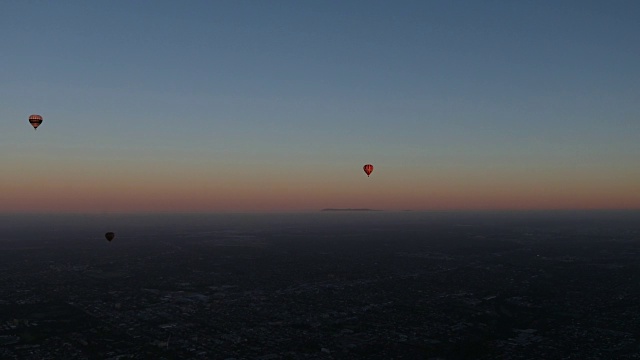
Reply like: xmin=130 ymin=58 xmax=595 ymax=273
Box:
xmin=1 ymin=176 xmax=638 ymax=213
xmin=2 ymin=156 xmax=638 ymax=213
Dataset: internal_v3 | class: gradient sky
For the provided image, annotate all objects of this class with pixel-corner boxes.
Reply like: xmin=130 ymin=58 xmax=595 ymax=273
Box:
xmin=1 ymin=0 xmax=639 ymax=212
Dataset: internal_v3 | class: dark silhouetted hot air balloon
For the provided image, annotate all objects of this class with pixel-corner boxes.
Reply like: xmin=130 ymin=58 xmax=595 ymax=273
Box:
xmin=363 ymin=164 xmax=374 ymax=177
xmin=28 ymin=114 xmax=43 ymax=130
xmin=105 ymin=232 xmax=115 ymax=242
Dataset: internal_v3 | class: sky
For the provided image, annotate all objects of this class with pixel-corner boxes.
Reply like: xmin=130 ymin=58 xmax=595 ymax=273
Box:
xmin=1 ymin=0 xmax=639 ymax=213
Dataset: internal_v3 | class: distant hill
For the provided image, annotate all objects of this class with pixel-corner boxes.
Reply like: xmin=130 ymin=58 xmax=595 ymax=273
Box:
xmin=321 ymin=208 xmax=382 ymax=212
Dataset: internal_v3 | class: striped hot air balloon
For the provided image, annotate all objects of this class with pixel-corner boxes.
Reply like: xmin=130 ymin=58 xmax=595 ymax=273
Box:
xmin=28 ymin=114 xmax=43 ymax=130
xmin=363 ymin=164 xmax=374 ymax=177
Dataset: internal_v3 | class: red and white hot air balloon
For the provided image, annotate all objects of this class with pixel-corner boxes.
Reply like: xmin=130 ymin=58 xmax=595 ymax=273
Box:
xmin=363 ymin=164 xmax=374 ymax=177
xmin=28 ymin=114 xmax=43 ymax=130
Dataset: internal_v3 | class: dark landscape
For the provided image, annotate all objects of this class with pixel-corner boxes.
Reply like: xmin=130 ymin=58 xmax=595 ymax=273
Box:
xmin=1 ymin=211 xmax=639 ymax=359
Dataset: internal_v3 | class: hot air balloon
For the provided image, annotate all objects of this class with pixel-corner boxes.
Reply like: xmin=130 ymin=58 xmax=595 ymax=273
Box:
xmin=105 ymin=232 xmax=115 ymax=242
xmin=28 ymin=114 xmax=43 ymax=130
xmin=363 ymin=164 xmax=374 ymax=177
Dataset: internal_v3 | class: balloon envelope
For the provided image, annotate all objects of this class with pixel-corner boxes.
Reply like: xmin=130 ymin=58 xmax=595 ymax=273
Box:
xmin=363 ymin=164 xmax=374 ymax=177
xmin=28 ymin=114 xmax=43 ymax=130
xmin=105 ymin=232 xmax=115 ymax=242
